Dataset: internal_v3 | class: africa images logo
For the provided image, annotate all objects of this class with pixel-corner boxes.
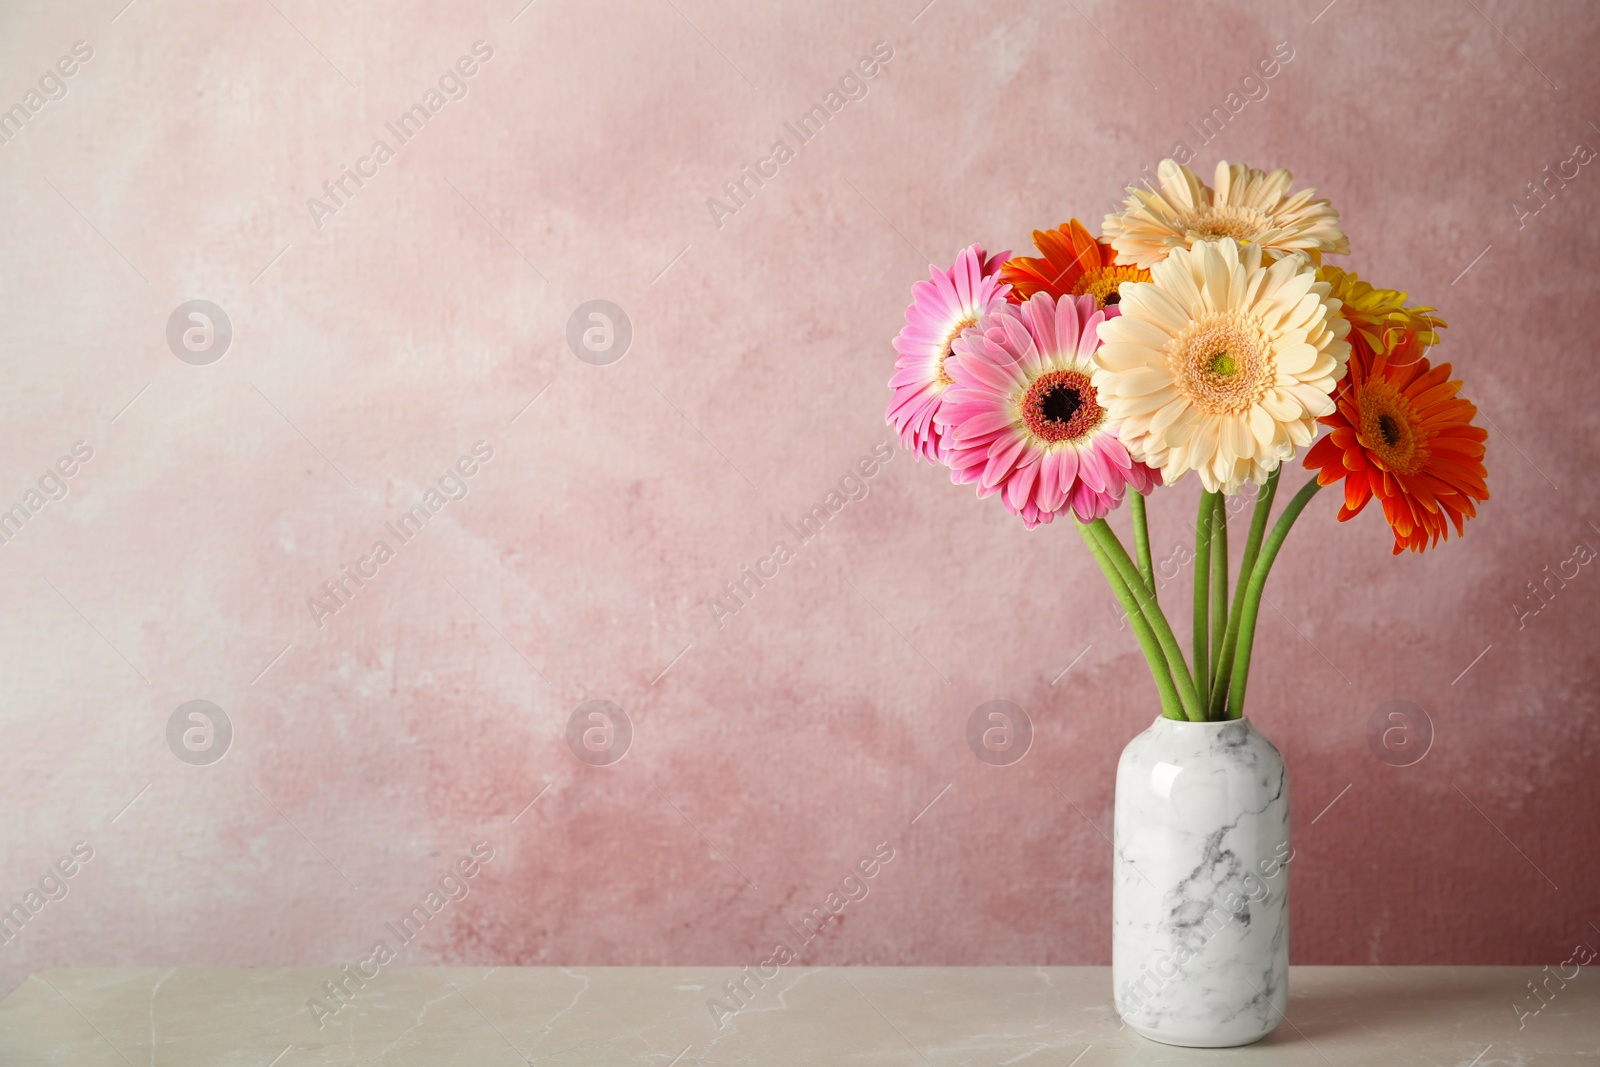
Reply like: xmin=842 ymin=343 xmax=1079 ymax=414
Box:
xmin=306 ymin=442 xmax=494 ymax=629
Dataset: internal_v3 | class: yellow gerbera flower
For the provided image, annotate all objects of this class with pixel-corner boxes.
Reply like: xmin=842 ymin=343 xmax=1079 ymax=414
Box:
xmin=1102 ymin=159 xmax=1350 ymax=270
xmin=1318 ymin=265 xmax=1446 ymax=363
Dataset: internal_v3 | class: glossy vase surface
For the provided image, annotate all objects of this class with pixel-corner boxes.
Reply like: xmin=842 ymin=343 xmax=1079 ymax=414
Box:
xmin=1112 ymin=715 xmax=1291 ymax=1047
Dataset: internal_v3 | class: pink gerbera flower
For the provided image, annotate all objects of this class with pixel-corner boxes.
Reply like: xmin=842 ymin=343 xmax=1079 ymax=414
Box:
xmin=886 ymin=244 xmax=1011 ymax=462
xmin=936 ymin=292 xmax=1161 ymax=528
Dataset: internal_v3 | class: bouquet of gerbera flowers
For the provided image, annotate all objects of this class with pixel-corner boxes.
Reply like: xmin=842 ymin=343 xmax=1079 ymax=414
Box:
xmin=885 ymin=160 xmax=1489 ymax=722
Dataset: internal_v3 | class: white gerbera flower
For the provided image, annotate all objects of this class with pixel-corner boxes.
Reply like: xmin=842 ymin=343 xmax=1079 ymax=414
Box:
xmin=1102 ymin=159 xmax=1350 ymax=269
xmin=1093 ymin=238 xmax=1351 ymax=494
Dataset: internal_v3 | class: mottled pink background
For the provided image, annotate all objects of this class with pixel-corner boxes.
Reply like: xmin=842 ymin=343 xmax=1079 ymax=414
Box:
xmin=1 ymin=0 xmax=1597 ymax=997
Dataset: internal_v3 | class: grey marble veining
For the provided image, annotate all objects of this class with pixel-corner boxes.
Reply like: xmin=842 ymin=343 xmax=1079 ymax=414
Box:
xmin=1 ymin=966 xmax=1593 ymax=1065
xmin=1114 ymin=715 xmax=1291 ymax=1046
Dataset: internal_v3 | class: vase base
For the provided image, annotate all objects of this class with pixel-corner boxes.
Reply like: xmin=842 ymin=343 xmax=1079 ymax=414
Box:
xmin=1122 ymin=1017 xmax=1279 ymax=1048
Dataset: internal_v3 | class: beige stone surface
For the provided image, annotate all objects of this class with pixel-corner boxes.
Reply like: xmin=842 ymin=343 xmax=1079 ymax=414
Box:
xmin=0 ymin=966 xmax=1591 ymax=1064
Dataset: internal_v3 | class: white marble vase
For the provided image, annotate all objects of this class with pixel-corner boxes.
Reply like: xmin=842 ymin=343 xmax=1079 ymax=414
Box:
xmin=1112 ymin=715 xmax=1291 ymax=1047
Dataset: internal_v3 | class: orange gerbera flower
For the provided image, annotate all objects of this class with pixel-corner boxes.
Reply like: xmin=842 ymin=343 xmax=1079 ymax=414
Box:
xmin=1304 ymin=330 xmax=1487 ymax=554
xmin=1001 ymin=219 xmax=1148 ymax=309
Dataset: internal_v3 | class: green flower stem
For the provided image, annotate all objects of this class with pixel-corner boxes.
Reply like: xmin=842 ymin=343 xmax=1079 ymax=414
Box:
xmin=1076 ymin=520 xmax=1184 ymax=720
xmin=1210 ymin=467 xmax=1280 ymax=716
xmin=1089 ymin=519 xmax=1205 ymax=722
xmin=1130 ymin=491 xmax=1156 ymax=598
xmin=1192 ymin=490 xmax=1216 ymax=707
xmin=1226 ymin=477 xmax=1323 ymax=719
xmin=1209 ymin=492 xmax=1229 ymax=689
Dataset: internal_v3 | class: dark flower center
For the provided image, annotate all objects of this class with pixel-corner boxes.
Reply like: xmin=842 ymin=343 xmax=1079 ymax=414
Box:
xmin=1357 ymin=382 xmax=1428 ymax=476
xmin=1041 ymin=385 xmax=1084 ymax=425
xmin=1021 ymin=368 xmax=1103 ymax=444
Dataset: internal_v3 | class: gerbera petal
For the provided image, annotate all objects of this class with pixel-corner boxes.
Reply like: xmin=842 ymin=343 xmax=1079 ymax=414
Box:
xmin=1077 ymin=445 xmax=1109 ymax=492
xmin=1037 ymin=451 xmax=1067 ymax=512
xmin=1006 ymin=454 xmax=1040 ymax=511
xmin=1055 ymin=445 xmax=1080 ymax=491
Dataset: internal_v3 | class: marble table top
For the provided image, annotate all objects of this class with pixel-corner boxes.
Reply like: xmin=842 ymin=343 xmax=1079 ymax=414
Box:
xmin=0 ymin=966 xmax=1591 ymax=1064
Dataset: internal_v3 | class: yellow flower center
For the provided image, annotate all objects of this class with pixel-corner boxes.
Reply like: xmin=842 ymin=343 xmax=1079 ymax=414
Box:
xmin=1181 ymin=204 xmax=1268 ymax=244
xmin=1169 ymin=312 xmax=1272 ymax=414
xmin=1071 ymin=264 xmax=1147 ymax=308
xmin=1357 ymin=378 xmax=1429 ymax=476
xmin=936 ymin=314 xmax=978 ymax=386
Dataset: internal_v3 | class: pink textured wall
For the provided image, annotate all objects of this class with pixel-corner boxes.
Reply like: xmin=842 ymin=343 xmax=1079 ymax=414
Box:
xmin=1 ymin=0 xmax=1597 ymax=996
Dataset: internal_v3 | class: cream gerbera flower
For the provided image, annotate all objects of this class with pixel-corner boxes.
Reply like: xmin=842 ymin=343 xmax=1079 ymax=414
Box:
xmin=1093 ymin=238 xmax=1351 ymax=493
xmin=1102 ymin=159 xmax=1350 ymax=269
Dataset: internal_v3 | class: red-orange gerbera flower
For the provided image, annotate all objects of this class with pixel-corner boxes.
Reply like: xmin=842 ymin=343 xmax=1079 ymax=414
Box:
xmin=1000 ymin=219 xmax=1148 ymax=309
xmin=1304 ymin=330 xmax=1488 ymax=554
